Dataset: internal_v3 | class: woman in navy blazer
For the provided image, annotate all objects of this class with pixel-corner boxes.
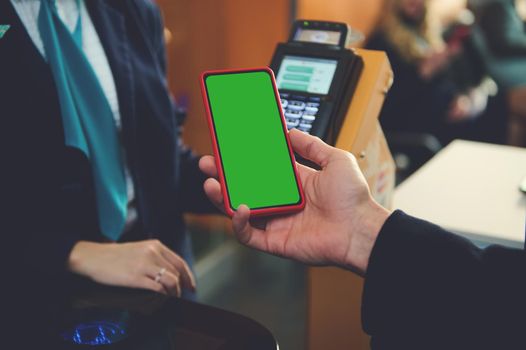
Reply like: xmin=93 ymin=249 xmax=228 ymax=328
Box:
xmin=0 ymin=0 xmax=214 ymax=318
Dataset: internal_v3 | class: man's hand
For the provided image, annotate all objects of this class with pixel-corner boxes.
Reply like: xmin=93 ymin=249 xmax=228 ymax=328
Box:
xmin=199 ymin=129 xmax=391 ymax=274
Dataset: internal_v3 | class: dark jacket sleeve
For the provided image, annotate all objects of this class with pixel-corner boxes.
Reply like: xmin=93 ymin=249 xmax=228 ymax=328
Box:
xmin=480 ymin=1 xmax=526 ymax=57
xmin=362 ymin=210 xmax=525 ymax=350
xmin=139 ymin=0 xmax=217 ymax=214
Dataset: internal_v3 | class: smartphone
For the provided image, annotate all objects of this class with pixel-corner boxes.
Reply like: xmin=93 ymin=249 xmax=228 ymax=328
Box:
xmin=200 ymin=67 xmax=305 ymax=217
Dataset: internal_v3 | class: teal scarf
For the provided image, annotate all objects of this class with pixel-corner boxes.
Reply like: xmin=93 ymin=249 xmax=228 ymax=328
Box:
xmin=38 ymin=0 xmax=127 ymax=240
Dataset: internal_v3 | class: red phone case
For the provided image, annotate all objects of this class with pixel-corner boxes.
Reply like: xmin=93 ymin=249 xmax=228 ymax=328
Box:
xmin=200 ymin=67 xmax=306 ymax=217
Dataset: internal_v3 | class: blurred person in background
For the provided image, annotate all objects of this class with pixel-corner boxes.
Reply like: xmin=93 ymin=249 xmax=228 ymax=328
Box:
xmin=471 ymin=0 xmax=526 ymax=145
xmin=367 ymin=0 xmax=502 ymax=145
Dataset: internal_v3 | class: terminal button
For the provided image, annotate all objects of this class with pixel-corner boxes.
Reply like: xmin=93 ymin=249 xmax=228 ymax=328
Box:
xmin=287 ymin=101 xmax=306 ymax=111
xmin=285 ymin=110 xmax=303 ymax=119
xmin=290 ymin=95 xmax=307 ymax=101
xmin=299 ymin=123 xmax=313 ymax=131
xmin=302 ymin=114 xmax=316 ymax=122
xmin=287 ymin=119 xmax=300 ymax=128
xmin=305 ymin=106 xmax=319 ymax=114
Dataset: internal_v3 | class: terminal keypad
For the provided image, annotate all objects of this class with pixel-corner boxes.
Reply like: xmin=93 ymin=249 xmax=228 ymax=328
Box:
xmin=280 ymin=93 xmax=321 ymax=134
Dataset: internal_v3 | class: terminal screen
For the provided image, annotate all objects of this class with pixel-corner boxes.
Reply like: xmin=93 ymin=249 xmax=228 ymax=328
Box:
xmin=276 ymin=56 xmax=338 ymax=95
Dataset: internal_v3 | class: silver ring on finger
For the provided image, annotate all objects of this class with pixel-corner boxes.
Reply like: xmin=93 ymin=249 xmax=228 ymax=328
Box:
xmin=154 ymin=267 xmax=166 ymax=284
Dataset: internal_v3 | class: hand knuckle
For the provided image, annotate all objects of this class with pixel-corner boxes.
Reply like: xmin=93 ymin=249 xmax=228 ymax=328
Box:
xmin=148 ymin=239 xmax=162 ymax=248
xmin=144 ymin=245 xmax=156 ymax=257
xmin=143 ymin=241 xmax=159 ymax=253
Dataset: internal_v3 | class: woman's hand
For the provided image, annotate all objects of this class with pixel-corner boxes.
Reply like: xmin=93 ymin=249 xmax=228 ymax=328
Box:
xmin=68 ymin=240 xmax=196 ymax=297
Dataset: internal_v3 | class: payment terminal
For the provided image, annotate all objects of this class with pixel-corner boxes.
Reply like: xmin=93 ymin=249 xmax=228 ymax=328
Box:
xmin=270 ymin=20 xmax=364 ymax=145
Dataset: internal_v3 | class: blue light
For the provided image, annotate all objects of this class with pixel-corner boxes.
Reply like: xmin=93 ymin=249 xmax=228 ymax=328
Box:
xmin=62 ymin=320 xmax=128 ymax=346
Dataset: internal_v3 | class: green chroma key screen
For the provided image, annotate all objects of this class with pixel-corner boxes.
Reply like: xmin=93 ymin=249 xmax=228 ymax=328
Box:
xmin=204 ymin=70 xmax=301 ymax=210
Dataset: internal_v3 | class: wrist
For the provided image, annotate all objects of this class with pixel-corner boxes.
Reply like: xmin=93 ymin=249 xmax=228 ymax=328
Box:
xmin=344 ymin=199 xmax=391 ymax=275
xmin=68 ymin=241 xmax=107 ymax=278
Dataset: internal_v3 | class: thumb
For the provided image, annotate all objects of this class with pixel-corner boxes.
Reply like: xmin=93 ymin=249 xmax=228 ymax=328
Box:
xmin=289 ymin=129 xmax=339 ymax=168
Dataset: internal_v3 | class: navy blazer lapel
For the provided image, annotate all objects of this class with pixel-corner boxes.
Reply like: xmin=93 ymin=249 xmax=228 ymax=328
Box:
xmin=85 ymin=0 xmax=137 ymax=151
xmin=0 ymin=1 xmax=53 ymax=78
xmin=0 ymin=0 xmax=66 ymax=148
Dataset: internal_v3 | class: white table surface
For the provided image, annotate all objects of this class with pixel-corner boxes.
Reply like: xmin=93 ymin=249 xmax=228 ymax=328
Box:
xmin=394 ymin=140 xmax=526 ymax=249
